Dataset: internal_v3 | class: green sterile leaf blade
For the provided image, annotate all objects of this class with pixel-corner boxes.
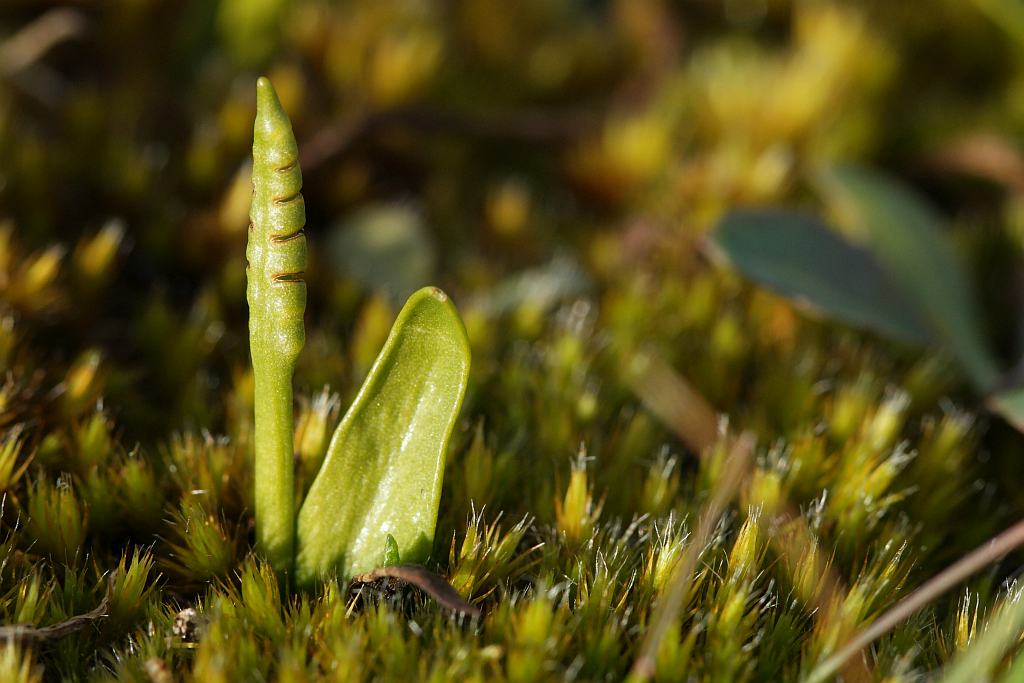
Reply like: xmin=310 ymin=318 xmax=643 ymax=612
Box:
xmin=712 ymin=210 xmax=932 ymax=345
xmin=295 ymin=287 xmax=470 ymax=586
xmin=816 ymin=164 xmax=1001 ymax=391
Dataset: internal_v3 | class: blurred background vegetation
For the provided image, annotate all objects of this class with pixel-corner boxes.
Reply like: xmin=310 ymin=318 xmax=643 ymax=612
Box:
xmin=3 ymin=0 xmax=1024 ymax=433
xmin=3 ymin=0 xmax=1024 ymax=680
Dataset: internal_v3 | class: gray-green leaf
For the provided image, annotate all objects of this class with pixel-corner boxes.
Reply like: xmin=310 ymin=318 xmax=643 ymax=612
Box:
xmin=816 ymin=164 xmax=1000 ymax=391
xmin=294 ymin=286 xmax=470 ymax=586
xmin=711 ymin=210 xmax=931 ymax=345
xmin=326 ymin=204 xmax=436 ymax=304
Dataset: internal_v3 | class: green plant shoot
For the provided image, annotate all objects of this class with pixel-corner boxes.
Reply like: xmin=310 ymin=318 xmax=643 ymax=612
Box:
xmin=247 ymin=77 xmax=307 ymax=573
xmin=295 ymin=287 xmax=470 ymax=586
xmin=248 ymin=78 xmax=470 ymax=584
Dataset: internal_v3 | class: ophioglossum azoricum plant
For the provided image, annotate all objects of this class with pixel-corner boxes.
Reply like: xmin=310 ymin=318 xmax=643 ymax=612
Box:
xmin=247 ymin=76 xmax=306 ymax=574
xmin=247 ymin=77 xmax=471 ymax=587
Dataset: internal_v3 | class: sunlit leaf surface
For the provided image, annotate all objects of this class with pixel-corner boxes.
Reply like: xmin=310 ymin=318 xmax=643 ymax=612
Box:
xmin=295 ymin=287 xmax=470 ymax=585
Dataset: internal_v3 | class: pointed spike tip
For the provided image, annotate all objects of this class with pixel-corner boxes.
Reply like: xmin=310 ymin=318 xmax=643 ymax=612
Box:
xmin=255 ymin=76 xmax=289 ymax=131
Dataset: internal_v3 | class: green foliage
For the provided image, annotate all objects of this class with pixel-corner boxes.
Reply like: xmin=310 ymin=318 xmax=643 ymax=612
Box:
xmin=247 ymin=80 xmax=471 ymax=584
xmin=713 ymin=210 xmax=930 ymax=344
xmin=0 ymin=429 xmax=30 ymax=492
xmin=817 ymin=164 xmax=1000 ymax=391
xmin=163 ymin=499 xmax=238 ymax=585
xmin=0 ymin=645 xmax=40 ymax=683
xmin=295 ymin=286 xmax=471 ymax=584
xmin=714 ymin=165 xmax=1024 ymax=432
xmin=24 ymin=478 xmax=86 ymax=565
xmin=327 ymin=204 xmax=437 ymax=303
xmin=941 ymin=587 xmax=1024 ymax=682
xmin=382 ymin=534 xmax=400 ymax=567
xmin=106 ymin=550 xmax=155 ymax=630
xmin=248 ymin=76 xmax=307 ymax=574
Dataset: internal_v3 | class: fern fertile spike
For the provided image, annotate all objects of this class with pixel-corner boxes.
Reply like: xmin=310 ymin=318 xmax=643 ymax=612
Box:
xmin=247 ymin=77 xmax=306 ymax=575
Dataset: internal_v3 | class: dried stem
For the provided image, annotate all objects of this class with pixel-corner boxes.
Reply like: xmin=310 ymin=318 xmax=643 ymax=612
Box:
xmin=628 ymin=432 xmax=755 ymax=681
xmin=805 ymin=517 xmax=1024 ymax=683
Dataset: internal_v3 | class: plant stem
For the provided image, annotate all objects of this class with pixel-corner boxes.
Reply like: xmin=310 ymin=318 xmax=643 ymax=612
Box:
xmin=628 ymin=432 xmax=755 ymax=682
xmin=253 ymin=364 xmax=297 ymax=573
xmin=805 ymin=517 xmax=1024 ymax=683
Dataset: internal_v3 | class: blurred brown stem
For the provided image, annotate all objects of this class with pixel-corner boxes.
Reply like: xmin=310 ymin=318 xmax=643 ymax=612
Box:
xmin=300 ymin=107 xmax=597 ymax=172
xmin=806 ymin=517 xmax=1024 ymax=683
xmin=0 ymin=8 xmax=88 ymax=76
xmin=628 ymin=432 xmax=755 ymax=682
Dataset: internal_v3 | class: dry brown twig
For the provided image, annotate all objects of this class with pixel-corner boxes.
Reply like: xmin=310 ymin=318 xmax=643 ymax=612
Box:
xmin=929 ymin=133 xmax=1024 ymax=193
xmin=0 ymin=9 xmax=88 ymax=76
xmin=299 ymin=107 xmax=598 ymax=172
xmin=629 ymin=431 xmax=755 ymax=681
xmin=351 ymin=565 xmax=482 ymax=618
xmin=805 ymin=517 xmax=1024 ymax=683
xmin=0 ymin=588 xmax=109 ymax=643
xmin=624 ymin=349 xmax=871 ymax=682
